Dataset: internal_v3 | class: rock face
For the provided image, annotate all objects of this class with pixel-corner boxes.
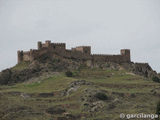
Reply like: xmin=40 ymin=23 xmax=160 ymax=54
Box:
xmin=0 ymin=67 xmax=40 ymax=85
xmin=81 ymin=88 xmax=109 ymax=112
xmin=62 ymin=80 xmax=93 ymax=96
xmin=0 ymin=59 xmax=80 ymax=85
xmin=131 ymin=63 xmax=157 ymax=78
xmin=121 ymin=62 xmax=158 ymax=79
xmin=0 ymin=57 xmax=159 ymax=85
xmin=0 ymin=69 xmax=12 ymax=85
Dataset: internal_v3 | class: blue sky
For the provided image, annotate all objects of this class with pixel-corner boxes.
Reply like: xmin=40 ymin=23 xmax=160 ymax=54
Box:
xmin=0 ymin=0 xmax=160 ymax=72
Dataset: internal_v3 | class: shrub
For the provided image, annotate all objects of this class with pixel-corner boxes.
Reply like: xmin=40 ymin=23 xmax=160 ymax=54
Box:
xmin=94 ymin=92 xmax=108 ymax=100
xmin=152 ymin=76 xmax=160 ymax=83
xmin=65 ymin=71 xmax=73 ymax=77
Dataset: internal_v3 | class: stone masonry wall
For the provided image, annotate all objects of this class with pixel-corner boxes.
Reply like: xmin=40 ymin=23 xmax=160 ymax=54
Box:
xmin=17 ymin=40 xmax=131 ymax=64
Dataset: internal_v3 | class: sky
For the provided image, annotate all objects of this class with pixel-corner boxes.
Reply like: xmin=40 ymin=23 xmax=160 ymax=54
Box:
xmin=0 ymin=0 xmax=160 ymax=72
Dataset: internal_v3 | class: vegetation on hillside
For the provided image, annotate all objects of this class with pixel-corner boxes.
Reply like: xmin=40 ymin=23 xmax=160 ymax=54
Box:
xmin=0 ymin=68 xmax=160 ymax=120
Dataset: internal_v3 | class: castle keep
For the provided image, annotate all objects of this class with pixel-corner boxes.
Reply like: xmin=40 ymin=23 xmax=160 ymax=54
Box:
xmin=17 ymin=40 xmax=131 ymax=64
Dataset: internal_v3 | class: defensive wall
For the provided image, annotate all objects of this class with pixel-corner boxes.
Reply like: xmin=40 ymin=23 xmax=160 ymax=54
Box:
xmin=17 ymin=40 xmax=131 ymax=64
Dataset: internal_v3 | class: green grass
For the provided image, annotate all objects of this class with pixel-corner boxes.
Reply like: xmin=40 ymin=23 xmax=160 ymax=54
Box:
xmin=11 ymin=62 xmax=30 ymax=71
xmin=0 ymin=68 xmax=160 ymax=120
xmin=5 ymin=73 xmax=76 ymax=93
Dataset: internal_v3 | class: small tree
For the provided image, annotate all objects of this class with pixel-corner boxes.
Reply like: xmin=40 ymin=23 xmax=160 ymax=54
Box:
xmin=94 ymin=92 xmax=108 ymax=100
xmin=152 ymin=76 xmax=160 ymax=83
xmin=65 ymin=71 xmax=73 ymax=77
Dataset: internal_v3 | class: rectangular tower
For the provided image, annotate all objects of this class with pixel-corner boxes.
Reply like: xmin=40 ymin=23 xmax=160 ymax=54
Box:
xmin=121 ymin=49 xmax=131 ymax=62
xmin=17 ymin=50 xmax=23 ymax=63
xmin=72 ymin=46 xmax=91 ymax=55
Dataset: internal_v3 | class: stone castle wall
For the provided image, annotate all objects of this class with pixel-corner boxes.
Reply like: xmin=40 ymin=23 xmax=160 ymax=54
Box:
xmin=17 ymin=40 xmax=131 ymax=64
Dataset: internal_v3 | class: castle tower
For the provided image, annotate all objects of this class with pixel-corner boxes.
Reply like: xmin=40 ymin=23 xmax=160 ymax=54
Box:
xmin=83 ymin=46 xmax=91 ymax=55
xmin=29 ymin=49 xmax=34 ymax=61
xmin=121 ymin=49 xmax=131 ymax=62
xmin=45 ymin=40 xmax=51 ymax=47
xmin=38 ymin=41 xmax=42 ymax=50
xmin=17 ymin=50 xmax=23 ymax=63
xmin=72 ymin=46 xmax=91 ymax=55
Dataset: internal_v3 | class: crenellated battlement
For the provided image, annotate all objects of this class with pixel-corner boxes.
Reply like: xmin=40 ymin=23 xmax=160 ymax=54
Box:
xmin=73 ymin=46 xmax=91 ymax=48
xmin=17 ymin=40 xmax=131 ymax=64
xmin=72 ymin=46 xmax=91 ymax=55
xmin=92 ymin=54 xmax=119 ymax=56
xmin=52 ymin=43 xmax=66 ymax=45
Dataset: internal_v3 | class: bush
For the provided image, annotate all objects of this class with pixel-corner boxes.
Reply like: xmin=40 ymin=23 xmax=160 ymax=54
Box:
xmin=94 ymin=92 xmax=108 ymax=100
xmin=0 ymin=69 xmax=12 ymax=85
xmin=65 ymin=71 xmax=73 ymax=77
xmin=152 ymin=76 xmax=160 ymax=83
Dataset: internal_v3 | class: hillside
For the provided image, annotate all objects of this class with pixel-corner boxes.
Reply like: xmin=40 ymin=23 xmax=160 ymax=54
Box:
xmin=0 ymin=62 xmax=160 ymax=120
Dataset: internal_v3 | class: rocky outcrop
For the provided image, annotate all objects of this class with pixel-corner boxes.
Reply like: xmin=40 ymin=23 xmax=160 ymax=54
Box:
xmin=0 ymin=66 xmax=41 ymax=85
xmin=0 ymin=59 xmax=80 ymax=85
xmin=81 ymin=88 xmax=109 ymax=112
xmin=62 ymin=80 xmax=93 ymax=96
xmin=131 ymin=63 xmax=157 ymax=78
xmin=0 ymin=69 xmax=12 ymax=85
xmin=0 ymin=56 xmax=159 ymax=85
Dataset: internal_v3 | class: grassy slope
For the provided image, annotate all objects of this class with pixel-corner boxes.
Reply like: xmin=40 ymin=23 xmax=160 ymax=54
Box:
xmin=11 ymin=62 xmax=30 ymax=71
xmin=0 ymin=68 xmax=160 ymax=120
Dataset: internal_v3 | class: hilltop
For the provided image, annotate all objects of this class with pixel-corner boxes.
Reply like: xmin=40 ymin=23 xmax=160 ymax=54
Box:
xmin=0 ymin=40 xmax=159 ymax=85
xmin=0 ymin=41 xmax=160 ymax=120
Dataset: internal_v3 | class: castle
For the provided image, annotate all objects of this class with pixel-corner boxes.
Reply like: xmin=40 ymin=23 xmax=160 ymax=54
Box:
xmin=17 ymin=40 xmax=131 ymax=64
